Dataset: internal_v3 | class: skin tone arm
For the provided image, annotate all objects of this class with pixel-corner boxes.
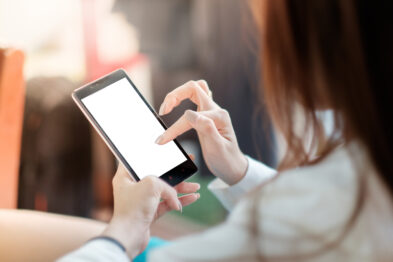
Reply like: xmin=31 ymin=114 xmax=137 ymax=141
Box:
xmin=98 ymin=80 xmax=248 ymax=259
xmin=103 ymin=165 xmax=201 ymax=258
xmin=0 ymin=209 xmax=106 ymax=261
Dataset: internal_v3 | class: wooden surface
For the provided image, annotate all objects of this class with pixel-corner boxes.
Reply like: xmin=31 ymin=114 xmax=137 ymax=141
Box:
xmin=0 ymin=48 xmax=25 ymax=208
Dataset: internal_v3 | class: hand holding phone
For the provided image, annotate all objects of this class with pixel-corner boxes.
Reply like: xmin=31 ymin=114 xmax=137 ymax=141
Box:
xmin=102 ymin=163 xmax=200 ymax=258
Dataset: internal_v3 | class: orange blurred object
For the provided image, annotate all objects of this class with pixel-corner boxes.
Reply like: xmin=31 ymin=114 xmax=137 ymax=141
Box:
xmin=0 ymin=48 xmax=25 ymax=208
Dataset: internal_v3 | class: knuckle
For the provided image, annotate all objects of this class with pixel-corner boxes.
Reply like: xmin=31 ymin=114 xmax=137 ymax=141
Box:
xmin=198 ymin=79 xmax=208 ymax=88
xmin=218 ymin=109 xmax=230 ymax=119
xmin=189 ymin=80 xmax=202 ymax=92
xmin=188 ymin=80 xmax=198 ymax=86
xmin=186 ymin=80 xmax=198 ymax=89
xmin=143 ymin=176 xmax=156 ymax=188
xmin=197 ymin=80 xmax=211 ymax=96
xmin=192 ymin=84 xmax=200 ymax=93
xmin=170 ymin=187 xmax=177 ymax=196
xmin=202 ymin=118 xmax=215 ymax=133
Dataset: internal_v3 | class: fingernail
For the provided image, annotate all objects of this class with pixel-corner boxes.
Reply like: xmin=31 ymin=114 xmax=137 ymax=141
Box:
xmin=196 ymin=184 xmax=201 ymax=190
xmin=185 ymin=110 xmax=198 ymax=125
xmin=164 ymin=102 xmax=171 ymax=115
xmin=155 ymin=135 xmax=164 ymax=144
xmin=159 ymin=103 xmax=166 ymax=115
xmin=178 ymin=200 xmax=183 ymax=213
xmin=196 ymin=193 xmax=200 ymax=199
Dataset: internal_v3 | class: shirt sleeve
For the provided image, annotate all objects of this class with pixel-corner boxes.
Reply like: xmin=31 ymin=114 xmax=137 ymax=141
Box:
xmin=57 ymin=239 xmax=130 ymax=262
xmin=208 ymin=156 xmax=276 ymax=210
xmin=147 ymin=149 xmax=362 ymax=262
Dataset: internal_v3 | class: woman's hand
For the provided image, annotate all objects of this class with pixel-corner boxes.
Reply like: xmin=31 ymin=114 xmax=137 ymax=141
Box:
xmin=103 ymin=165 xmax=200 ymax=258
xmin=155 ymin=80 xmax=248 ymax=186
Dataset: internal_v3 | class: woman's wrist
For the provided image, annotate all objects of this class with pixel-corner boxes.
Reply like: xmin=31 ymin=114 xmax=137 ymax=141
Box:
xmin=89 ymin=236 xmax=126 ymax=252
xmin=233 ymin=153 xmax=249 ymax=185
xmin=222 ymin=153 xmax=248 ymax=186
xmin=102 ymin=217 xmax=143 ymax=258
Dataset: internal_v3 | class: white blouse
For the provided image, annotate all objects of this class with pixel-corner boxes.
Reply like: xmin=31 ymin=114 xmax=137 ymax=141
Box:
xmin=59 ymin=142 xmax=393 ymax=262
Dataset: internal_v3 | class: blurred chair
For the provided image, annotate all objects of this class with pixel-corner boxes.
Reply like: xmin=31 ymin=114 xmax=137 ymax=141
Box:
xmin=0 ymin=48 xmax=25 ymax=208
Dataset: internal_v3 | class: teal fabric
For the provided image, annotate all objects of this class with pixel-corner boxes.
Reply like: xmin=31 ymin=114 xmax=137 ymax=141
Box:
xmin=134 ymin=237 xmax=168 ymax=262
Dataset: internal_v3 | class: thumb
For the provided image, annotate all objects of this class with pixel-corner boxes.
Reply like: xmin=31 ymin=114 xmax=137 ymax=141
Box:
xmin=113 ymin=164 xmax=135 ymax=186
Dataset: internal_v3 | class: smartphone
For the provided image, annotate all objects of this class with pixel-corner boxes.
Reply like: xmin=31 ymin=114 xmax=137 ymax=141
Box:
xmin=72 ymin=69 xmax=197 ymax=186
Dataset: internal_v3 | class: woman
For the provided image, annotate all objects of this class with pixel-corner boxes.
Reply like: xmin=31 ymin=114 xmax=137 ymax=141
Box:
xmin=60 ymin=0 xmax=393 ymax=261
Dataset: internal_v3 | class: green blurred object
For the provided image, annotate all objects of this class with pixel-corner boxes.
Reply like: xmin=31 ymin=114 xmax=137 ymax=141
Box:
xmin=174 ymin=173 xmax=227 ymax=226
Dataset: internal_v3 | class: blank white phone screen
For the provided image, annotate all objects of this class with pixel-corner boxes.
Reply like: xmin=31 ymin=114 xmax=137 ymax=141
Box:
xmin=81 ymin=78 xmax=187 ymax=179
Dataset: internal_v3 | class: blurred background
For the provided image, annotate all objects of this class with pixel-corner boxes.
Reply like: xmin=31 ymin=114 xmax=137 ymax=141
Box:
xmin=0 ymin=0 xmax=276 ymax=240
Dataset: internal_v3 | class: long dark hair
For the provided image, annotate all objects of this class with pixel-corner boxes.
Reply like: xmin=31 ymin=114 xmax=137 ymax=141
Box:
xmin=249 ymin=0 xmax=393 ymax=260
xmin=260 ymin=0 xmax=393 ymax=191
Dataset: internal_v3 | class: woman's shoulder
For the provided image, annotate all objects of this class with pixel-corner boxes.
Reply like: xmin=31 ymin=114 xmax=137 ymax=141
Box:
xmin=229 ymin=141 xmax=378 ymax=260
xmin=261 ymin=141 xmax=372 ymax=217
xmin=231 ymin=142 xmax=361 ymax=224
xmin=270 ymin=142 xmax=361 ymax=197
xmin=259 ymin=143 xmax=361 ymax=225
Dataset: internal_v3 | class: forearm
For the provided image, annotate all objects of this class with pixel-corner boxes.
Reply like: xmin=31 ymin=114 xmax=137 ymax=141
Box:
xmin=0 ymin=209 xmax=106 ymax=262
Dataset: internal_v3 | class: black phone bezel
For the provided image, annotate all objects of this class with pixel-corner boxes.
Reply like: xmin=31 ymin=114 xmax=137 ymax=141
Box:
xmin=72 ymin=69 xmax=197 ymax=186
